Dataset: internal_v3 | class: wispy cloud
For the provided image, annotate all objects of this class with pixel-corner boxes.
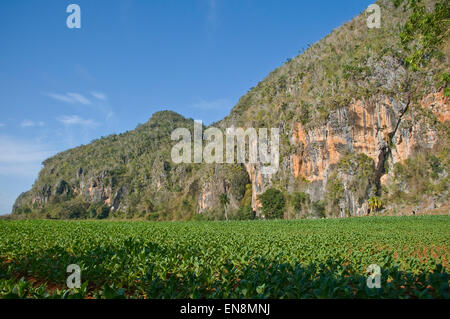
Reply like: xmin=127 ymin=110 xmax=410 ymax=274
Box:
xmin=106 ymin=111 xmax=115 ymax=121
xmin=46 ymin=92 xmax=92 ymax=105
xmin=0 ymin=135 xmax=54 ymax=177
xmin=20 ymin=120 xmax=44 ymax=128
xmin=20 ymin=120 xmax=34 ymax=127
xmin=46 ymin=93 xmax=73 ymax=103
xmin=91 ymin=91 xmax=107 ymax=101
xmin=0 ymin=135 xmax=56 ymax=214
xmin=67 ymin=93 xmax=92 ymax=105
xmin=57 ymin=115 xmax=98 ymax=127
xmin=0 ymin=192 xmax=15 ymax=215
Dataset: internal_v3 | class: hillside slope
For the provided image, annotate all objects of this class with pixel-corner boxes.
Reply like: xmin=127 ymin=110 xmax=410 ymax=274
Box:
xmin=13 ymin=0 xmax=449 ymax=220
xmin=13 ymin=111 xmax=250 ymax=220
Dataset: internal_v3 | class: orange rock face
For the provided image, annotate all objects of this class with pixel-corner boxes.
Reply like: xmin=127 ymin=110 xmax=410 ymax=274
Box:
xmin=243 ymin=91 xmax=447 ymax=214
xmin=197 ymin=183 xmax=213 ymax=213
xmin=421 ymin=90 xmax=449 ymax=123
xmin=291 ymin=99 xmax=395 ymax=182
xmin=291 ymin=91 xmax=447 ymax=183
xmin=391 ymin=89 xmax=447 ymax=163
xmin=391 ymin=112 xmax=439 ymax=163
xmin=244 ymin=163 xmax=263 ymax=210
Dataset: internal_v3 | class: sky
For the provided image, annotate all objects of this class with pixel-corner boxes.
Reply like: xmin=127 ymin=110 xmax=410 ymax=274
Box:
xmin=0 ymin=0 xmax=374 ymax=215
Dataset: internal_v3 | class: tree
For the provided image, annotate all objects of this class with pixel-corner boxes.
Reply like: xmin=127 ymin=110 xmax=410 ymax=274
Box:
xmin=88 ymin=207 xmax=97 ymax=219
xmin=368 ymin=196 xmax=382 ymax=215
xmin=235 ymin=206 xmax=255 ymax=220
xmin=144 ymin=198 xmax=154 ymax=214
xmin=312 ymin=200 xmax=326 ymax=219
xmin=394 ymin=0 xmax=449 ymax=71
xmin=219 ymin=193 xmax=230 ymax=221
xmin=259 ymin=188 xmax=286 ymax=219
xmin=291 ymin=192 xmax=310 ymax=212
xmin=97 ymin=205 xmax=110 ymax=219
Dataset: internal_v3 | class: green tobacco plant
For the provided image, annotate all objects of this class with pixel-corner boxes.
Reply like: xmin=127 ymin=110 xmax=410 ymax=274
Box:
xmin=0 ymin=217 xmax=448 ymax=299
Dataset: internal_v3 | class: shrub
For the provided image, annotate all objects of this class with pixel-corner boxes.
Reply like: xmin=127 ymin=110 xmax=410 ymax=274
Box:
xmin=259 ymin=188 xmax=286 ymax=219
xmin=88 ymin=208 xmax=97 ymax=219
xmin=234 ymin=206 xmax=255 ymax=220
xmin=312 ymin=201 xmax=326 ymax=219
xmin=97 ymin=205 xmax=110 ymax=219
xmin=368 ymin=196 xmax=383 ymax=215
xmin=291 ymin=192 xmax=310 ymax=212
xmin=146 ymin=212 xmax=160 ymax=221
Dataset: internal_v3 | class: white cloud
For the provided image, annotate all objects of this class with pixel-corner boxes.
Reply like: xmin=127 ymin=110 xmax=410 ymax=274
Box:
xmin=91 ymin=91 xmax=107 ymax=101
xmin=20 ymin=120 xmax=34 ymax=127
xmin=67 ymin=93 xmax=92 ymax=105
xmin=0 ymin=135 xmax=54 ymax=177
xmin=0 ymin=192 xmax=15 ymax=215
xmin=106 ymin=111 xmax=115 ymax=121
xmin=57 ymin=115 xmax=98 ymax=127
xmin=20 ymin=120 xmax=44 ymax=128
xmin=0 ymin=136 xmax=56 ymax=215
xmin=46 ymin=93 xmax=75 ymax=103
xmin=46 ymin=92 xmax=92 ymax=105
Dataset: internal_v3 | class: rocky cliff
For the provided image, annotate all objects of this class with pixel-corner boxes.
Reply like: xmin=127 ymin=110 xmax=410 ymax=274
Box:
xmin=12 ymin=0 xmax=449 ymax=220
xmin=215 ymin=0 xmax=449 ymax=218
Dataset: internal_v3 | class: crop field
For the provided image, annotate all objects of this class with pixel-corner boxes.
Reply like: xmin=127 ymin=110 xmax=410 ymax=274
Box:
xmin=0 ymin=216 xmax=448 ymax=299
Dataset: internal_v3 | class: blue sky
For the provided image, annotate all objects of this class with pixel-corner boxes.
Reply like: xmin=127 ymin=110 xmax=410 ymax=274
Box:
xmin=0 ymin=0 xmax=374 ymax=214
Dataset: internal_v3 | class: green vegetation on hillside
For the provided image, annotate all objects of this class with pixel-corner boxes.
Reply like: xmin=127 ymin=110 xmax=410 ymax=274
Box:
xmin=258 ymin=188 xmax=286 ymax=219
xmin=394 ymin=0 xmax=449 ymax=71
xmin=11 ymin=0 xmax=449 ymax=220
